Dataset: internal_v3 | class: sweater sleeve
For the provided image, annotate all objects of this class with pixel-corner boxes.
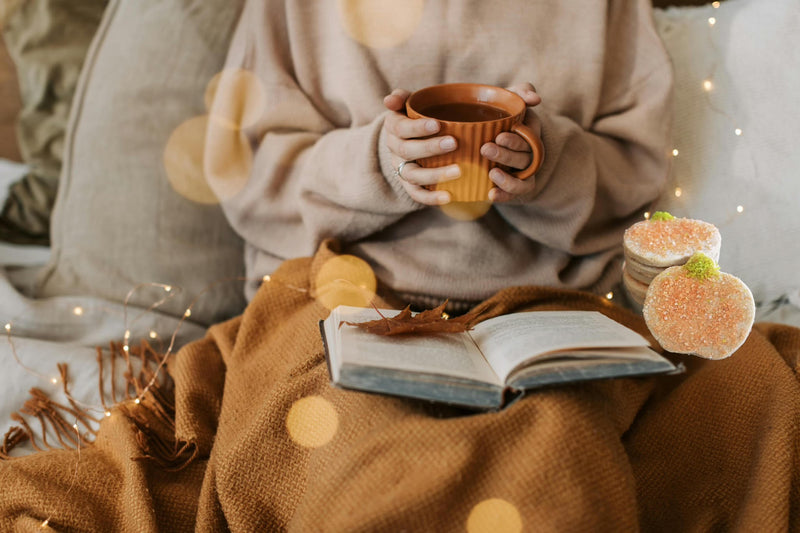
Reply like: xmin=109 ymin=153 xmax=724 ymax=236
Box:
xmin=494 ymin=0 xmax=673 ymax=257
xmin=211 ymin=0 xmax=422 ymax=264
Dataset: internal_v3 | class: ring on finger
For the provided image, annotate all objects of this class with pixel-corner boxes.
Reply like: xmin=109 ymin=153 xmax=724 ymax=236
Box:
xmin=394 ymin=160 xmax=413 ymax=179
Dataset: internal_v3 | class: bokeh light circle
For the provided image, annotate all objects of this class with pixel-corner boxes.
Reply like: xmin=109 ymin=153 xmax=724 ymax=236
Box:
xmin=286 ymin=396 xmax=339 ymax=448
xmin=337 ymin=0 xmax=425 ymax=49
xmin=466 ymin=498 xmax=523 ymax=533
xmin=204 ymin=68 xmax=267 ymax=131
xmin=163 ymin=115 xmax=219 ymax=205
xmin=315 ymin=255 xmax=377 ymax=310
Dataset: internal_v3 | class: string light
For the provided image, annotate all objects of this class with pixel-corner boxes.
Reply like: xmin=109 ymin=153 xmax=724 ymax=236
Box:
xmin=72 ymin=306 xmax=84 ymax=316
xmin=606 ymin=291 xmax=614 ymax=300
xmin=674 ymin=187 xmax=683 ymax=198
xmin=737 ymin=205 xmax=744 ymax=213
xmin=672 ymin=149 xmax=679 ymax=157
xmin=708 ymin=17 xmax=716 ymax=26
xmin=712 ymin=1 xmax=720 ymax=7
xmin=644 ymin=211 xmax=651 ymax=219
xmin=703 ymin=80 xmax=713 ymax=91
xmin=149 ymin=330 xmax=158 ymax=339
xmin=734 ymin=128 xmax=742 ymax=136
xmin=184 ymin=309 xmax=192 ymax=318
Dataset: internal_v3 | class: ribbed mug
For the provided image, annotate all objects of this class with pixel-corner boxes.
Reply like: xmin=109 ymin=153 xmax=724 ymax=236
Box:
xmin=406 ymin=83 xmax=544 ymax=202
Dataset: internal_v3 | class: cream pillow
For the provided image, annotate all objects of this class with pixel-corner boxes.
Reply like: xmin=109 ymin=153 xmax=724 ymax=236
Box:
xmin=36 ymin=0 xmax=247 ymax=325
xmin=652 ymin=0 xmax=800 ymax=305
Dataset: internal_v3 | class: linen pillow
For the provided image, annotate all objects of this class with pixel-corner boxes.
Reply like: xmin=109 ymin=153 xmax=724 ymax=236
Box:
xmin=35 ymin=0 xmax=248 ymax=326
xmin=652 ymin=0 xmax=800 ymax=305
xmin=0 ymin=0 xmax=107 ymax=245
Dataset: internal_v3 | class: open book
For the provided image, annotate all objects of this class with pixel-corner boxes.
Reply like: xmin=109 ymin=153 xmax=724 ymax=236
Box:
xmin=320 ymin=306 xmax=678 ymax=410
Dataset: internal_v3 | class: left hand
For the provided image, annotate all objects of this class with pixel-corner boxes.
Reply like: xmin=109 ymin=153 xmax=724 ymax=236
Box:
xmin=482 ymin=82 xmax=543 ymax=203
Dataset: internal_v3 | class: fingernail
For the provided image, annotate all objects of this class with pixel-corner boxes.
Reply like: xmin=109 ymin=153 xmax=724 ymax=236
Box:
xmin=425 ymin=120 xmax=439 ymax=133
xmin=482 ymin=145 xmax=498 ymax=158
xmin=440 ymin=137 xmax=456 ymax=150
xmin=445 ymin=165 xmax=461 ymax=178
xmin=489 ymin=169 xmax=505 ymax=185
xmin=438 ymin=193 xmax=451 ymax=205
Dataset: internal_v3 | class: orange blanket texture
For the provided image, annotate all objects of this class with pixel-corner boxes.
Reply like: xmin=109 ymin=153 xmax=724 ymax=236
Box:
xmin=1 ymin=242 xmax=799 ymax=531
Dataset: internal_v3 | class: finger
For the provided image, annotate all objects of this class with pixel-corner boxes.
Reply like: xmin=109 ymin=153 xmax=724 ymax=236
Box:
xmin=481 ymin=142 xmax=531 ymax=170
xmin=495 ymin=132 xmax=531 ymax=153
xmin=398 ymin=162 xmax=461 ymax=187
xmin=488 ymin=187 xmax=515 ymax=203
xmin=383 ymin=89 xmax=411 ymax=112
xmin=401 ymin=181 xmax=451 ymax=206
xmin=488 ymin=167 xmax=536 ymax=197
xmin=384 ymin=112 xmax=440 ymax=139
xmin=386 ymin=133 xmax=456 ymax=161
xmin=507 ymin=82 xmax=542 ymax=107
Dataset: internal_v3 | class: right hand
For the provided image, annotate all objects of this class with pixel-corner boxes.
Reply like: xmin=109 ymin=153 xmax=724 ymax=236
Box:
xmin=382 ymin=89 xmax=461 ymax=205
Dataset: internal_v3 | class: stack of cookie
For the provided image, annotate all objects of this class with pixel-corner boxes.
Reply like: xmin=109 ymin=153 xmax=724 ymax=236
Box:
xmin=622 ymin=212 xmax=721 ymax=310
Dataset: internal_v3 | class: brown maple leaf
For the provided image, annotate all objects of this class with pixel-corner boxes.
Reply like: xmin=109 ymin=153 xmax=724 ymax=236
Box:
xmin=341 ymin=301 xmax=476 ymax=336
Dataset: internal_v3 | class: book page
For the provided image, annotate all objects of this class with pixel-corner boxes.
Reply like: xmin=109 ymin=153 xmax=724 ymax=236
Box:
xmin=328 ymin=306 xmax=502 ymax=385
xmin=469 ymin=311 xmax=651 ymax=382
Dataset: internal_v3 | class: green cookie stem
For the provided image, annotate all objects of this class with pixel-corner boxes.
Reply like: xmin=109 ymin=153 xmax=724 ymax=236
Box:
xmin=650 ymin=211 xmax=675 ymax=221
xmin=683 ymin=252 xmax=720 ymax=280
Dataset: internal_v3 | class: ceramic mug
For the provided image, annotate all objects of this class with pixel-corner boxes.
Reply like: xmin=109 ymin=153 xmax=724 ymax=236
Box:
xmin=405 ymin=83 xmax=544 ymax=202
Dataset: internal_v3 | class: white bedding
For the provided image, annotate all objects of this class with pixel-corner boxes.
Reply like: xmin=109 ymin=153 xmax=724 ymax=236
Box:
xmin=0 ymin=158 xmax=207 ymax=456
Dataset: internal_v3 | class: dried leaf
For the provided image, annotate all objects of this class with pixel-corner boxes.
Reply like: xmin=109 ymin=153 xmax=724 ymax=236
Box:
xmin=341 ymin=301 xmax=475 ymax=336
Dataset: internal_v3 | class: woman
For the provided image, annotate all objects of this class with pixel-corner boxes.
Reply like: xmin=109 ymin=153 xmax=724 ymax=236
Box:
xmin=215 ymin=0 xmax=674 ymax=311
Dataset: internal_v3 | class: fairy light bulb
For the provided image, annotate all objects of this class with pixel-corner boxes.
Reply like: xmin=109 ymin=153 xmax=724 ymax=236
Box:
xmin=674 ymin=187 xmax=683 ymax=197
xmin=4 ymin=323 xmax=10 ymax=332
xmin=708 ymin=17 xmax=716 ymax=26
xmin=50 ymin=377 xmax=58 ymax=384
xmin=105 ymin=411 xmax=112 ymax=417
xmin=149 ymin=330 xmax=158 ymax=339
xmin=606 ymin=291 xmax=614 ymax=300
xmin=712 ymin=1 xmax=720 ymax=7
xmin=737 ymin=205 xmax=744 ymax=213
xmin=734 ymin=128 xmax=742 ymax=136
xmin=644 ymin=211 xmax=651 ymax=219
xmin=134 ymin=398 xmax=141 ymax=405
xmin=672 ymin=149 xmax=679 ymax=157
xmin=262 ymin=274 xmax=271 ymax=283
xmin=703 ymin=80 xmax=713 ymax=91
xmin=73 ymin=306 xmax=84 ymax=316
xmin=184 ymin=308 xmax=192 ymax=318
xmin=164 ymin=285 xmax=172 ymax=293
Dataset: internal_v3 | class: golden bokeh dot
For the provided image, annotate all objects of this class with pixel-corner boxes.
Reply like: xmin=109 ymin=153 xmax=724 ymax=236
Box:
xmin=286 ymin=396 xmax=339 ymax=448
xmin=315 ymin=255 xmax=377 ymax=310
xmin=337 ymin=0 xmax=425 ymax=49
xmin=203 ymin=118 xmax=253 ymax=201
xmin=204 ymin=68 xmax=267 ymax=131
xmin=467 ymin=498 xmax=523 ymax=533
xmin=163 ymin=115 xmax=219 ymax=205
xmin=439 ymin=201 xmax=493 ymax=221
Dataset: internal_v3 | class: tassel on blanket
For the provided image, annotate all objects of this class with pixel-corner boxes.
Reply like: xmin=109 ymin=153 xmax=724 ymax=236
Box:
xmin=1 ymin=340 xmax=194 ymax=471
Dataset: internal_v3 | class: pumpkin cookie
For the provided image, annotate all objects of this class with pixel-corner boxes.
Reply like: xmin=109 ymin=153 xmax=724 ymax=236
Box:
xmin=643 ymin=253 xmax=755 ymax=359
xmin=624 ymin=211 xmax=721 ymax=280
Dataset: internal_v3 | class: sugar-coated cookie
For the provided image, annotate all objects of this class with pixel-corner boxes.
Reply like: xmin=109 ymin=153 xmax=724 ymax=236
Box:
xmin=624 ymin=211 xmax=721 ymax=269
xmin=643 ymin=253 xmax=755 ymax=360
xmin=621 ymin=263 xmax=648 ymax=308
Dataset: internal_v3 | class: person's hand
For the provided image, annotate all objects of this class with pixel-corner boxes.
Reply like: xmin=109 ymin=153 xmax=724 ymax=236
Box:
xmin=382 ymin=89 xmax=460 ymax=206
xmin=482 ymin=82 xmax=543 ymax=203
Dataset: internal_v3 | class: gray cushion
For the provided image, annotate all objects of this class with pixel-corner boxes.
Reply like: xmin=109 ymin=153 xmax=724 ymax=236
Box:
xmin=35 ymin=0 xmax=247 ymax=325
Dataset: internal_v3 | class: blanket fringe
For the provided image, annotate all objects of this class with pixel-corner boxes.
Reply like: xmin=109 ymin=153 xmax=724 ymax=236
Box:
xmin=1 ymin=340 xmax=194 ymax=470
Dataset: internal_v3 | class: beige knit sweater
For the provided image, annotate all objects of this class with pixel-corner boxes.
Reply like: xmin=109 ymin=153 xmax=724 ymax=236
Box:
xmin=218 ymin=0 xmax=673 ymax=309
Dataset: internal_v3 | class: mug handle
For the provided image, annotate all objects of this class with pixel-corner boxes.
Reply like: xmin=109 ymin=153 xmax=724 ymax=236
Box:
xmin=509 ymin=122 xmax=545 ymax=180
